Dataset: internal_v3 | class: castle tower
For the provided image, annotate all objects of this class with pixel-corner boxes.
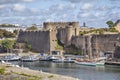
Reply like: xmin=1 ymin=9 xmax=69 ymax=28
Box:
xmin=66 ymin=26 xmax=73 ymax=46
xmin=43 ymin=22 xmax=52 ymax=30
xmin=49 ymin=29 xmax=57 ymax=54
xmin=72 ymin=22 xmax=79 ymax=28
xmin=83 ymin=22 xmax=86 ymax=27
xmin=75 ymin=27 xmax=79 ymax=36
xmin=72 ymin=22 xmax=79 ymax=36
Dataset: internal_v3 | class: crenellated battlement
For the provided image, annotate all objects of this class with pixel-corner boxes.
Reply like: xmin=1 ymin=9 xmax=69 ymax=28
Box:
xmin=43 ymin=21 xmax=79 ymax=30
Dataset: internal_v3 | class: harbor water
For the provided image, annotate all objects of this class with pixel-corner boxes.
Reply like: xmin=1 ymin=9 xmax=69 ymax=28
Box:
xmin=11 ymin=61 xmax=120 ymax=80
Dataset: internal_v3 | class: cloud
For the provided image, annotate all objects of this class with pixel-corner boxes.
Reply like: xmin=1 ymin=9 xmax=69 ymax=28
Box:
xmin=22 ymin=0 xmax=35 ymax=2
xmin=49 ymin=3 xmax=76 ymax=12
xmin=63 ymin=0 xmax=82 ymax=3
xmin=109 ymin=0 xmax=120 ymax=2
xmin=0 ymin=0 xmax=120 ymax=28
xmin=0 ymin=5 xmax=6 ymax=9
xmin=13 ymin=4 xmax=26 ymax=12
xmin=0 ymin=0 xmax=35 ymax=4
xmin=63 ymin=0 xmax=97 ymax=3
xmin=0 ymin=17 xmax=42 ymax=25
xmin=80 ymin=13 xmax=90 ymax=17
xmin=81 ymin=3 xmax=93 ymax=10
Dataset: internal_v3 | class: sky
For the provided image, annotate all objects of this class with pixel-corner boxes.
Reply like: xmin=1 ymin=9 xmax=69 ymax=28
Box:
xmin=0 ymin=0 xmax=120 ymax=28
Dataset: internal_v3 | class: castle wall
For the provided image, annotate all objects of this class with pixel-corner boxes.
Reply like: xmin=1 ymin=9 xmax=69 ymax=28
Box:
xmin=17 ymin=30 xmax=51 ymax=53
xmin=49 ymin=29 xmax=57 ymax=53
xmin=114 ymin=46 xmax=120 ymax=59
xmin=43 ymin=22 xmax=79 ymax=30
xmin=57 ymin=28 xmax=67 ymax=45
xmin=17 ymin=27 xmax=120 ymax=59
xmin=57 ymin=26 xmax=79 ymax=46
xmin=71 ymin=34 xmax=120 ymax=59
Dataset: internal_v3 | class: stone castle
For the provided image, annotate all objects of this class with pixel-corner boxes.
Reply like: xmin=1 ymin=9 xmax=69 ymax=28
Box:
xmin=17 ymin=21 xmax=120 ymax=59
xmin=17 ymin=22 xmax=80 ymax=53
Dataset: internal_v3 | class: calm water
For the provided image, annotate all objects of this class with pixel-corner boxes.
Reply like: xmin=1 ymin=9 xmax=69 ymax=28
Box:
xmin=11 ymin=61 xmax=120 ymax=80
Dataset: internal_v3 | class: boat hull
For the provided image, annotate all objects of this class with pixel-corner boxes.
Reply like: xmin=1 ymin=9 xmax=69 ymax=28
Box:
xmin=21 ymin=59 xmax=39 ymax=62
xmin=75 ymin=61 xmax=105 ymax=66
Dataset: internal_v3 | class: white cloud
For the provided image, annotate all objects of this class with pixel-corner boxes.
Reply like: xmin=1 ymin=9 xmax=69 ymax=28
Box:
xmin=94 ymin=12 xmax=100 ymax=17
xmin=81 ymin=3 xmax=93 ymax=10
xmin=0 ymin=5 xmax=6 ymax=9
xmin=22 ymin=0 xmax=35 ymax=2
xmin=70 ymin=4 xmax=76 ymax=8
xmin=58 ymin=4 xmax=64 ymax=10
xmin=63 ymin=14 xmax=67 ymax=18
xmin=13 ymin=4 xmax=26 ymax=11
xmin=80 ymin=13 xmax=90 ymax=17
xmin=30 ymin=8 xmax=39 ymax=13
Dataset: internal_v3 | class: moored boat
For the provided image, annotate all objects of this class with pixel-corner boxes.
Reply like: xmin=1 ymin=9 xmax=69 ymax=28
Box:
xmin=1 ymin=54 xmax=21 ymax=61
xmin=39 ymin=56 xmax=49 ymax=61
xmin=20 ymin=55 xmax=39 ymax=62
xmin=53 ymin=59 xmax=64 ymax=63
xmin=64 ymin=58 xmax=75 ymax=63
xmin=74 ymin=60 xmax=105 ymax=66
xmin=53 ymin=57 xmax=75 ymax=63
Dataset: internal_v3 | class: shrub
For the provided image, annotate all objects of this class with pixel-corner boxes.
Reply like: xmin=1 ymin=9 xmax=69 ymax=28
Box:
xmin=0 ymin=67 xmax=5 ymax=74
xmin=48 ymin=75 xmax=54 ymax=78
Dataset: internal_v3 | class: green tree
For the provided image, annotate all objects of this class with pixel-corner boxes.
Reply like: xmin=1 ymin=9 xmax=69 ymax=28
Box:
xmin=4 ymin=31 xmax=16 ymax=38
xmin=1 ymin=39 xmax=15 ymax=52
xmin=106 ymin=20 xmax=114 ymax=28
xmin=0 ymin=31 xmax=4 ymax=38
xmin=13 ymin=30 xmax=19 ymax=35
xmin=55 ymin=40 xmax=63 ymax=50
xmin=26 ymin=26 xmax=38 ymax=30
xmin=25 ymin=43 xmax=32 ymax=51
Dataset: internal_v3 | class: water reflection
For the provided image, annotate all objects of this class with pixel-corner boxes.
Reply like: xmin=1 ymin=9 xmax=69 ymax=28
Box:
xmin=11 ymin=61 xmax=120 ymax=80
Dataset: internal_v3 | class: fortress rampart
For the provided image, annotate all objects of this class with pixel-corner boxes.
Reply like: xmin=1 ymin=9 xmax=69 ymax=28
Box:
xmin=71 ymin=34 xmax=120 ymax=59
xmin=17 ymin=22 xmax=80 ymax=53
xmin=43 ymin=22 xmax=79 ymax=30
xmin=17 ymin=22 xmax=120 ymax=59
xmin=17 ymin=30 xmax=52 ymax=53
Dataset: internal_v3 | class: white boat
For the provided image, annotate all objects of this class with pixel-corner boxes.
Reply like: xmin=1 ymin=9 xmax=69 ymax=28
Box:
xmin=74 ymin=60 xmax=105 ymax=66
xmin=53 ymin=59 xmax=64 ymax=63
xmin=21 ymin=55 xmax=39 ymax=62
xmin=47 ymin=55 xmax=63 ymax=61
xmin=64 ymin=58 xmax=75 ymax=63
xmin=1 ymin=55 xmax=21 ymax=61
xmin=47 ymin=55 xmax=58 ymax=61
xmin=39 ymin=56 xmax=49 ymax=61
xmin=53 ymin=57 xmax=75 ymax=63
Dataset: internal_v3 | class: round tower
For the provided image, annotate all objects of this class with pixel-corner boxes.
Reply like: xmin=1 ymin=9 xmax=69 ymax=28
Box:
xmin=72 ymin=22 xmax=79 ymax=28
xmin=66 ymin=26 xmax=73 ymax=45
xmin=43 ymin=22 xmax=52 ymax=30
xmin=75 ymin=27 xmax=79 ymax=36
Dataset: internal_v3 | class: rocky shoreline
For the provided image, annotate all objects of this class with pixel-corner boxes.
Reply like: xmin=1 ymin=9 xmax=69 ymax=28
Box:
xmin=0 ymin=63 xmax=78 ymax=80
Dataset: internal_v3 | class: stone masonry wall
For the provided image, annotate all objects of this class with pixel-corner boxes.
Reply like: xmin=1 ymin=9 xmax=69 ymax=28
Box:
xmin=49 ymin=29 xmax=57 ymax=52
xmin=71 ymin=34 xmax=120 ymax=58
xmin=17 ymin=30 xmax=51 ymax=53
